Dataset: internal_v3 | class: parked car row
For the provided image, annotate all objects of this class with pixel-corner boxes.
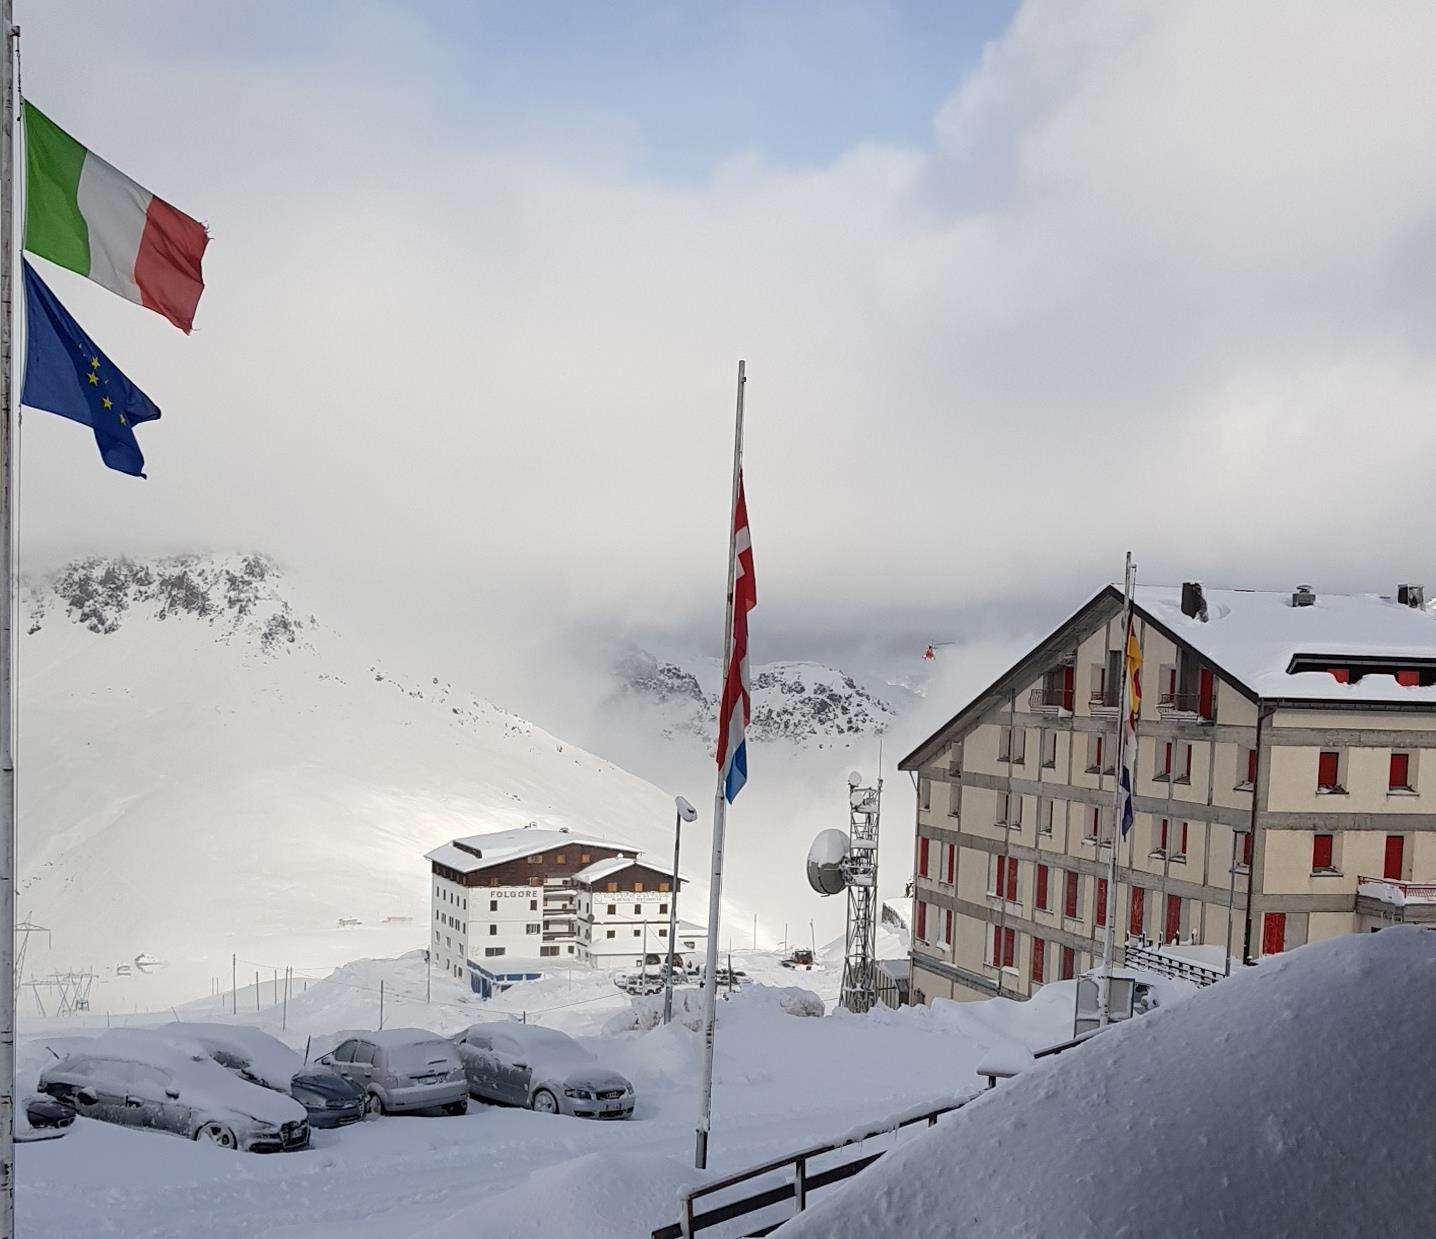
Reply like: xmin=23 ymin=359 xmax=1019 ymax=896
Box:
xmin=34 ymin=1020 xmax=636 ymax=1151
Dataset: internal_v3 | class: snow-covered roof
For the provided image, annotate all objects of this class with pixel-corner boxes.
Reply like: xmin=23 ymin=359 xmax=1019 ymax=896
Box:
xmin=358 ymin=1027 xmax=450 ymax=1048
xmin=1136 ymin=584 xmax=1436 ymax=702
xmin=426 ymin=826 xmax=638 ymax=873
xmin=573 ymin=856 xmax=687 ymax=885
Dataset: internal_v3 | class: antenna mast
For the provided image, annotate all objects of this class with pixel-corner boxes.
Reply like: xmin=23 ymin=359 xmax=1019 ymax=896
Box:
xmin=839 ymin=771 xmax=881 ymax=1014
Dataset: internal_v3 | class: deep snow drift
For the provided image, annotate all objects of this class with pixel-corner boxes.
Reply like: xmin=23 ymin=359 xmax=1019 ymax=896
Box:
xmin=780 ymin=927 xmax=1436 ymax=1239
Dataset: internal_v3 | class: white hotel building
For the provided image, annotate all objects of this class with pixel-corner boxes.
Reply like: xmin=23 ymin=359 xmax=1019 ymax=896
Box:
xmin=426 ymin=824 xmax=699 ymax=995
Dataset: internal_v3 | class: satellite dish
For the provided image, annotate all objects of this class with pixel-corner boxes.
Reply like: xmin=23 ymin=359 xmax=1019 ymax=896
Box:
xmin=847 ymin=771 xmax=863 ymax=788
xmin=806 ymin=829 xmax=850 ymax=896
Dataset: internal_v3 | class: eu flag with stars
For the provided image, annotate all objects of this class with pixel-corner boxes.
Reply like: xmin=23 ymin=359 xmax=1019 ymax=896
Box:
xmin=21 ymin=259 xmax=161 ymax=477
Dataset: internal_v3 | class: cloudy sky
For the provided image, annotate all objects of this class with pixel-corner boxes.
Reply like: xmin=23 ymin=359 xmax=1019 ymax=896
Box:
xmin=18 ymin=1 xmax=1436 ymax=693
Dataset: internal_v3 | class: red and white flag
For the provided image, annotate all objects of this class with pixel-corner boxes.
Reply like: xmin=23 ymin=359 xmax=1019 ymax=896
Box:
xmin=716 ymin=476 xmax=756 ymax=802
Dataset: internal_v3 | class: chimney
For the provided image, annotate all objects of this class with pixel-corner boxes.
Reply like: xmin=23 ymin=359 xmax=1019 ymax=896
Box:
xmin=1292 ymin=585 xmax=1316 ymax=608
xmin=1398 ymin=584 xmax=1426 ymax=609
xmin=1180 ymin=581 xmax=1208 ymax=622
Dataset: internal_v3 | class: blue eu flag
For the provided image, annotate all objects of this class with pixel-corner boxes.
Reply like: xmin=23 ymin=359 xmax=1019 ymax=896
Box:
xmin=21 ymin=259 xmax=161 ymax=477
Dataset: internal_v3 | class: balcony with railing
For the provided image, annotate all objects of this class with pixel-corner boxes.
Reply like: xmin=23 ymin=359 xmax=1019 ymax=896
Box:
xmin=1027 ymin=687 xmax=1073 ymax=715
xmin=1356 ymin=876 xmax=1436 ymax=923
xmin=1156 ymin=688 xmax=1215 ymax=722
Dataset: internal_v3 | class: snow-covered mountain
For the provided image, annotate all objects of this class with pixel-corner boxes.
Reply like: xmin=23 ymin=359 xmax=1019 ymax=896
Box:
xmin=610 ymin=648 xmax=917 ymax=749
xmin=15 ymin=553 xmax=739 ymax=1011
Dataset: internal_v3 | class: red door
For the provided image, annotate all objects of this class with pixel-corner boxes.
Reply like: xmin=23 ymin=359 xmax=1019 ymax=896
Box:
xmin=1198 ymin=668 xmax=1215 ymax=720
xmin=1384 ymin=835 xmax=1405 ymax=881
xmin=1262 ymin=912 xmax=1286 ymax=956
xmin=1129 ymin=886 xmax=1145 ymax=938
xmin=1164 ymin=894 xmax=1181 ymax=944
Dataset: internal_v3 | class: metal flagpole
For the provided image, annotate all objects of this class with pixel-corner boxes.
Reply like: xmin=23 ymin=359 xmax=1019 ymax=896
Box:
xmin=1098 ymin=552 xmax=1135 ymax=1029
xmin=0 ymin=8 xmax=18 ymax=1233
xmin=695 ymin=360 xmax=745 ymax=1172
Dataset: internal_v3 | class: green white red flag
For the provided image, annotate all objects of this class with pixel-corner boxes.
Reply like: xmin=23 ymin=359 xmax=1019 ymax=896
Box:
xmin=22 ymin=101 xmax=208 ymax=333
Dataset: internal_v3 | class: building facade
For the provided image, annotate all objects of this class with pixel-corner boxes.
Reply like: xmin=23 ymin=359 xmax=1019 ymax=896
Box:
xmin=900 ymin=582 xmax=1436 ymax=1006
xmin=573 ymin=857 xmax=701 ymax=969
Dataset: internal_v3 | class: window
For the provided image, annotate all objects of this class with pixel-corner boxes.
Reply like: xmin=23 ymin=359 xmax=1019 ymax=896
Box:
xmin=1239 ymin=747 xmax=1257 ymax=789
xmin=1064 ymin=871 xmax=1079 ymax=919
xmin=990 ymin=925 xmax=1016 ymax=969
xmin=484 ymin=946 xmax=506 ymax=957
xmin=1384 ymin=834 xmax=1405 ymax=881
xmin=606 ymin=930 xmax=616 ymax=939
xmin=555 ymin=854 xmax=565 ymax=864
xmin=635 ymin=881 xmax=645 ymax=892
xmin=633 ymin=928 xmax=641 ymax=937
xmin=945 ymin=909 xmax=954 ymax=946
xmin=1060 ymin=946 xmax=1076 ymax=981
xmin=526 ymin=923 xmax=540 ymax=934
xmin=540 ymin=946 xmax=559 ymax=957
xmin=1176 ymin=821 xmax=1188 ymax=859
xmin=1312 ymin=833 xmax=1335 ymax=872
xmin=916 ymin=901 xmax=927 ymax=942
xmin=1317 ymin=750 xmax=1342 ymax=792
xmin=607 ymin=904 xmax=616 ymax=915
xmin=1087 ymin=734 xmax=1104 ymax=773
xmin=947 ymin=746 xmax=962 ymax=777
xmin=632 ymin=904 xmax=642 ymax=915
xmin=1095 ymin=878 xmax=1108 ymax=928
xmin=489 ymin=900 xmax=498 ymax=913
xmin=1238 ymin=831 xmax=1253 ymax=869
xmin=1032 ymin=938 xmax=1046 ymax=983
xmin=1398 ymin=669 xmax=1420 ymax=687
xmin=1085 ymin=806 xmax=1102 ymax=842
xmin=1261 ymin=912 xmax=1286 ymax=956
xmin=944 ymin=843 xmax=956 ymax=885
xmin=919 ymin=778 xmax=931 ymax=811
xmin=1156 ymin=818 xmax=1170 ymax=856
xmin=999 ymin=794 xmax=1022 ymax=828
xmin=1036 ymin=864 xmax=1050 ymax=911
xmin=658 ymin=928 xmax=668 ymax=938
xmin=527 ymin=855 xmax=541 ymax=864
xmin=659 ymin=903 xmax=668 ymax=914
xmin=992 ymin=855 xmax=1019 ymax=902
xmin=1040 ymin=730 xmax=1057 ymax=768
xmin=1390 ymin=752 xmax=1413 ymax=792
xmin=1129 ymin=885 xmax=1145 ymax=937
xmin=1160 ymin=741 xmax=1174 ymax=780
xmin=488 ymin=924 xmax=497 ymax=936
xmin=999 ymin=726 xmax=1025 ymax=763
xmin=607 ymin=882 xmax=618 ymax=893
xmin=918 ymin=836 xmax=930 ymax=878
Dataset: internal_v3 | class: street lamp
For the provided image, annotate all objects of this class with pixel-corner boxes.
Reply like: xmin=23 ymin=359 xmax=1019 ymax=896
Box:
xmin=664 ymin=795 xmax=699 ymax=1025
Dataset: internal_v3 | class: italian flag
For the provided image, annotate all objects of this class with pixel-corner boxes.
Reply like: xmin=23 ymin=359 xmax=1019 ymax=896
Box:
xmin=23 ymin=102 xmax=209 ymax=334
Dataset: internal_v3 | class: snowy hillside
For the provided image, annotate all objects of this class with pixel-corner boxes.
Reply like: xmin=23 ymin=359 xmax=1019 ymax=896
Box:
xmin=610 ymin=649 xmax=917 ymax=748
xmin=15 ymin=553 xmax=740 ymax=1011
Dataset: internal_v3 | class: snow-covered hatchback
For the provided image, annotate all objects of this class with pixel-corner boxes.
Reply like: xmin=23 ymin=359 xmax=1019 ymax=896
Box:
xmin=453 ymin=1024 xmax=634 ymax=1119
xmin=38 ymin=1029 xmax=310 ymax=1152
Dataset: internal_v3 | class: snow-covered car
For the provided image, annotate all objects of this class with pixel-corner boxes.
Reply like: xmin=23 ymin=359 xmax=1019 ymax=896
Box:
xmin=453 ymin=1023 xmax=634 ymax=1119
xmin=317 ymin=1029 xmax=468 ymax=1117
xmin=38 ymin=1030 xmax=310 ymax=1152
xmin=16 ymin=1094 xmax=75 ymax=1143
xmin=160 ymin=1023 xmax=366 ymax=1128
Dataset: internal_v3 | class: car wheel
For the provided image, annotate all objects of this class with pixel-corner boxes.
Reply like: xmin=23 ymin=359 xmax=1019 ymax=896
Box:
xmin=530 ymin=1089 xmax=559 ymax=1115
xmin=365 ymin=1092 xmax=385 ymax=1118
xmin=442 ymin=1099 xmax=467 ymax=1116
xmin=195 ymin=1122 xmax=238 ymax=1150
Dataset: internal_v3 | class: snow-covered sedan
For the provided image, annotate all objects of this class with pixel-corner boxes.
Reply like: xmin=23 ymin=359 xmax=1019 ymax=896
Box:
xmin=38 ymin=1030 xmax=310 ymax=1152
xmin=453 ymin=1024 xmax=634 ymax=1118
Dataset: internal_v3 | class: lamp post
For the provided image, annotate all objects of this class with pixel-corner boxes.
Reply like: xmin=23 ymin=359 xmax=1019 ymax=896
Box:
xmin=664 ymin=795 xmax=698 ymax=1025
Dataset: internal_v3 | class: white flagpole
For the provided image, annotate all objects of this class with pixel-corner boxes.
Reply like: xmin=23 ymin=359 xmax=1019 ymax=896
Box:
xmin=1098 ymin=551 xmax=1135 ymax=1029
xmin=0 ymin=6 xmax=18 ymax=1233
xmin=695 ymin=359 xmax=745 ymax=1172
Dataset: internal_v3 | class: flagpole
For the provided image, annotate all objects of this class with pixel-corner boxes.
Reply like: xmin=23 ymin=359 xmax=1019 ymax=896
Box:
xmin=0 ymin=4 xmax=18 ymax=1233
xmin=695 ymin=359 xmax=745 ymax=1172
xmin=1098 ymin=551 xmax=1134 ymax=1029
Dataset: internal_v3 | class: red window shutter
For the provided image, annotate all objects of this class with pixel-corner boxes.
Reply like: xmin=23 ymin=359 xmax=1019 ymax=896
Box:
xmin=1384 ymin=835 xmax=1405 ymax=881
xmin=1032 ymin=938 xmax=1045 ymax=983
xmin=1159 ymin=818 xmax=1169 ymax=851
xmin=1262 ymin=912 xmax=1286 ymax=956
xmin=994 ymin=855 xmax=1005 ymax=895
xmin=1198 ymin=668 xmax=1215 ymax=719
xmin=1164 ymin=894 xmax=1181 ymax=943
xmin=945 ymin=909 xmax=953 ymax=945
xmin=945 ymin=844 xmax=956 ymax=884
xmin=1095 ymin=736 xmax=1103 ymax=767
xmin=1317 ymin=751 xmax=1339 ymax=790
xmin=1162 ymin=742 xmax=1173 ymax=775
xmin=1179 ymin=822 xmax=1189 ymax=855
xmin=1129 ymin=885 xmax=1144 ymax=937
xmin=1036 ymin=864 xmax=1049 ymax=910
xmin=1398 ymin=669 xmax=1419 ymax=687
xmin=1390 ymin=753 xmax=1410 ymax=790
xmin=1329 ymin=668 xmax=1349 ymax=684
xmin=1183 ymin=745 xmax=1193 ymax=780
xmin=1061 ymin=946 xmax=1075 ymax=980
xmin=919 ymin=837 xmax=930 ymax=877
xmin=1096 ymin=878 xmax=1108 ymax=927
xmin=1312 ymin=833 xmax=1333 ymax=870
xmin=1003 ymin=928 xmax=1016 ymax=968
xmin=1064 ymin=871 xmax=1078 ymax=918
xmin=1247 ymin=748 xmax=1258 ymax=785
xmin=916 ymin=901 xmax=926 ymax=941
xmin=991 ymin=925 xmax=1002 ymax=966
xmin=1241 ymin=831 xmax=1253 ymax=867
xmin=1006 ymin=858 xmax=1018 ymax=902
xmin=1062 ymin=666 xmax=1075 ymax=712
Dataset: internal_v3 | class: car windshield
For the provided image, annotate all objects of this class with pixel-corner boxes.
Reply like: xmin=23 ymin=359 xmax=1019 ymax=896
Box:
xmin=388 ymin=1041 xmax=459 ymax=1075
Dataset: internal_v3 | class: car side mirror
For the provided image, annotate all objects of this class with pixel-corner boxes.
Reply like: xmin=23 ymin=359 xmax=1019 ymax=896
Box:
xmin=76 ymin=1087 xmax=98 ymax=1107
xmin=165 ymin=1088 xmax=181 ymax=1100
xmin=317 ymin=1055 xmax=332 ymax=1066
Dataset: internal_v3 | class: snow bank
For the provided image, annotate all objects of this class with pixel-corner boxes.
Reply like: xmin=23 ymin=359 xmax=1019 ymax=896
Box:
xmin=780 ymin=927 xmax=1436 ymax=1238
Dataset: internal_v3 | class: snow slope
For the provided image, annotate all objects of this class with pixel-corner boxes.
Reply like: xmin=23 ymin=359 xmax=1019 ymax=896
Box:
xmin=780 ymin=927 xmax=1436 ymax=1239
xmin=15 ymin=553 xmax=742 ymax=1011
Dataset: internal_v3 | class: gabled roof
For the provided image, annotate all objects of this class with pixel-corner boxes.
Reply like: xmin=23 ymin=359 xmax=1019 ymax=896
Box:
xmin=573 ymin=857 xmax=687 ymax=886
xmin=900 ymin=582 xmax=1436 ymax=770
xmin=424 ymin=826 xmax=637 ymax=874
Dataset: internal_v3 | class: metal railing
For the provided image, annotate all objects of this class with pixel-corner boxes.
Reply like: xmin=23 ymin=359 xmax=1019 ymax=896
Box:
xmin=1357 ymin=875 xmax=1436 ymax=905
xmin=651 ymin=1097 xmax=974 ymax=1239
xmin=1027 ymin=687 xmax=1072 ymax=713
xmin=1156 ymin=690 xmax=1214 ymax=721
xmin=1123 ymin=941 xmax=1225 ymax=988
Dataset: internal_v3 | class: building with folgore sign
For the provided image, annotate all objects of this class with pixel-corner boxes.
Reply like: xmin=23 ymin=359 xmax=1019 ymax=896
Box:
xmin=900 ymin=581 xmax=1436 ymax=1005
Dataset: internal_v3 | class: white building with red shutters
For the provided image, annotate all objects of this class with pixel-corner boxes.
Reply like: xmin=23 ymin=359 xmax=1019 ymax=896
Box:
xmin=900 ymin=581 xmax=1436 ymax=1005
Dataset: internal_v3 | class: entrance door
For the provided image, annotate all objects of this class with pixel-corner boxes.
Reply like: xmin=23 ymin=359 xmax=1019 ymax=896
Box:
xmin=1384 ymin=835 xmax=1405 ymax=881
xmin=1164 ymin=894 xmax=1181 ymax=944
xmin=1061 ymin=666 xmax=1075 ymax=713
xmin=1198 ymin=669 xmax=1215 ymax=720
xmin=1262 ymin=912 xmax=1286 ymax=956
xmin=1129 ymin=886 xmax=1145 ymax=939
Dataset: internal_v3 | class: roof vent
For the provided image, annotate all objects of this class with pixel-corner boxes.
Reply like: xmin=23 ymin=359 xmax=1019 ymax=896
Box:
xmin=1180 ymin=582 xmax=1208 ymax=622
xmin=1398 ymin=584 xmax=1426 ymax=609
xmin=1292 ymin=585 xmax=1316 ymax=608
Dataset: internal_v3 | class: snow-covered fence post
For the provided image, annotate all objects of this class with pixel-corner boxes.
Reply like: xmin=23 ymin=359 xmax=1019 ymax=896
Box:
xmin=254 ymin=972 xmax=260 ymax=1013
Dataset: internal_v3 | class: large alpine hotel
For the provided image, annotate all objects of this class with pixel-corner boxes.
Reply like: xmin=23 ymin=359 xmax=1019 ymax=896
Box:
xmin=901 ymin=581 xmax=1436 ymax=1005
